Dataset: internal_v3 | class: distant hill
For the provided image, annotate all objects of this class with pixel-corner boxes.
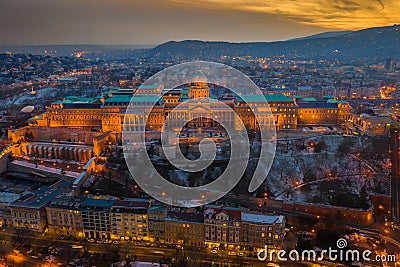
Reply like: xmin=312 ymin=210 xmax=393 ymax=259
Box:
xmin=2 ymin=25 xmax=400 ymax=61
xmin=289 ymin=30 xmax=353 ymax=41
xmin=147 ymin=25 xmax=400 ymax=60
xmin=0 ymin=44 xmax=155 ymax=56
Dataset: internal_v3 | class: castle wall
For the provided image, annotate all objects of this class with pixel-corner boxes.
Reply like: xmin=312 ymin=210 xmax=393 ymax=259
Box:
xmin=7 ymin=161 xmax=77 ymax=182
xmin=0 ymin=153 xmax=9 ymax=174
xmin=9 ymin=126 xmax=100 ymax=144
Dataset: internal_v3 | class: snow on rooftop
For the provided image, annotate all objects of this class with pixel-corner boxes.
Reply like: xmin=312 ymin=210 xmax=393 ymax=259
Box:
xmin=0 ymin=192 xmax=21 ymax=204
xmin=241 ymin=212 xmax=284 ymax=225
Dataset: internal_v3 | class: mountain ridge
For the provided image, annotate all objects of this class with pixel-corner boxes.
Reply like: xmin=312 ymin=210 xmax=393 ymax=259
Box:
xmin=148 ymin=24 xmax=400 ymax=60
xmin=288 ymin=30 xmax=354 ymax=41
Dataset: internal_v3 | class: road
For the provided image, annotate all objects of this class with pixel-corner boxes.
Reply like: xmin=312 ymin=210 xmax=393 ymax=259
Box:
xmin=370 ymin=223 xmax=400 ymax=250
xmin=1 ymin=230 xmax=308 ymax=267
xmin=2 ymin=225 xmax=395 ymax=267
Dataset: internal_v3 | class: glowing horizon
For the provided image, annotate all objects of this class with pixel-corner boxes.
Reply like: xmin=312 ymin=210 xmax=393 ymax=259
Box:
xmin=0 ymin=0 xmax=398 ymax=45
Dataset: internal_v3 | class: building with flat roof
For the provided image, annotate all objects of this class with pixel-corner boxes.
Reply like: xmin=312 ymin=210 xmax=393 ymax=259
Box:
xmin=349 ymin=114 xmax=394 ymax=136
xmin=241 ymin=212 xmax=285 ymax=250
xmin=165 ymin=210 xmax=204 ymax=247
xmin=148 ymin=206 xmax=167 ymax=243
xmin=110 ymin=198 xmax=152 ymax=241
xmin=46 ymin=195 xmax=84 ymax=237
xmin=10 ymin=187 xmax=63 ymax=231
xmin=0 ymin=191 xmax=22 ymax=227
xmin=81 ymin=197 xmax=115 ymax=239
xmin=203 ymin=205 xmax=242 ymax=249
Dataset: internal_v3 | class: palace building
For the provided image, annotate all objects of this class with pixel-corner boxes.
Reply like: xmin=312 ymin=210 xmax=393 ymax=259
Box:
xmin=28 ymin=76 xmax=350 ymax=134
xmin=46 ymin=96 xmax=103 ymax=129
xmin=297 ymin=96 xmax=351 ymax=126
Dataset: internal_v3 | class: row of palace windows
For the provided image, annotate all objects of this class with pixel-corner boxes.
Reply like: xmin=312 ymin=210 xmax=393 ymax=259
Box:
xmin=50 ymin=110 xmax=99 ymax=115
xmin=299 ymin=115 xmax=337 ymax=119
xmin=300 ymin=109 xmax=338 ymax=114
xmin=13 ymin=212 xmax=38 ymax=219
xmin=282 ymin=114 xmax=296 ymax=118
xmin=51 ymin=115 xmax=100 ymax=120
xmin=269 ymin=102 xmax=296 ymax=107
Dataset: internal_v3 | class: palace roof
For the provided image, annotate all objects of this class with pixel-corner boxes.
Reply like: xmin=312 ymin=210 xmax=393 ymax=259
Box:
xmin=236 ymin=94 xmax=293 ymax=103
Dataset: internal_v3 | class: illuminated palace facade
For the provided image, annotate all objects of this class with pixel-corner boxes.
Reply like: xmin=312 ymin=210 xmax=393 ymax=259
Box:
xmin=32 ymin=81 xmax=351 ymax=133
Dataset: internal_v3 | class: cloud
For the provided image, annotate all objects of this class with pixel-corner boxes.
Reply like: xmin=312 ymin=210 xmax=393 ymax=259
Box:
xmin=0 ymin=0 xmax=329 ymax=45
xmin=171 ymin=0 xmax=399 ymax=29
xmin=376 ymin=0 xmax=385 ymax=10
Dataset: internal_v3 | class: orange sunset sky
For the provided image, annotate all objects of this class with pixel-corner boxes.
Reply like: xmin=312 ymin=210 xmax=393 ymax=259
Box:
xmin=0 ymin=0 xmax=398 ymax=45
